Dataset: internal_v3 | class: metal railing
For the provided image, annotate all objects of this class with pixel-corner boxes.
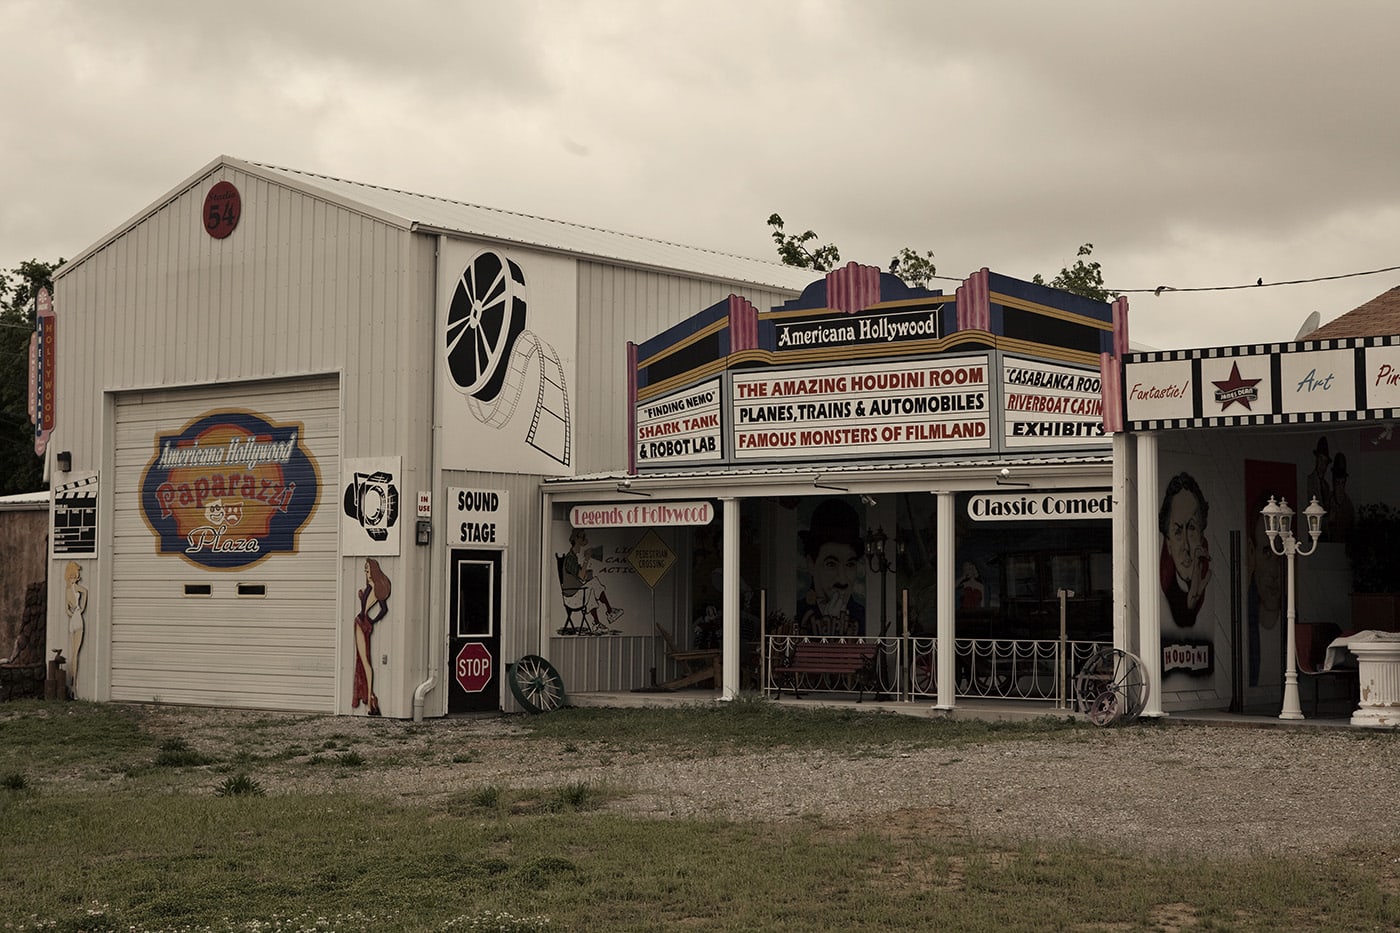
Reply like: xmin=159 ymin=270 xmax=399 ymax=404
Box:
xmin=764 ymin=633 xmax=1109 ymax=706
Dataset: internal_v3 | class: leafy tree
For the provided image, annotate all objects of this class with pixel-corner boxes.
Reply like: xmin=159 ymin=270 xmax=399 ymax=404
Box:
xmin=767 ymin=213 xmax=841 ymax=272
xmin=1032 ymin=243 xmax=1115 ymax=303
xmin=887 ymin=246 xmax=937 ymax=288
xmin=0 ymin=258 xmax=64 ymax=494
xmin=768 ymin=214 xmax=939 ymax=287
xmin=767 ymin=215 xmax=1115 ymax=303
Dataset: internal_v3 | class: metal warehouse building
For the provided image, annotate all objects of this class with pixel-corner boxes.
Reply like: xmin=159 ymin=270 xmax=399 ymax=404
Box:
xmin=42 ymin=156 xmax=1400 ymax=726
xmin=48 ymin=155 xmax=812 ymax=717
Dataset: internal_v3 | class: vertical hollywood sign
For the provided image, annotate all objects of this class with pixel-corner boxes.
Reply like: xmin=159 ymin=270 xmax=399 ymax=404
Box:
xmin=730 ymin=357 xmax=991 ymax=461
xmin=31 ymin=287 xmax=56 ymax=455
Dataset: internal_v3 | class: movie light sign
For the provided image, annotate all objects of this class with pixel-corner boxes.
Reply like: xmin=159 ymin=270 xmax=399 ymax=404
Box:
xmin=730 ymin=356 xmax=991 ymax=462
xmin=635 ymin=378 xmax=723 ymax=465
xmin=139 ymin=411 xmax=321 ymax=569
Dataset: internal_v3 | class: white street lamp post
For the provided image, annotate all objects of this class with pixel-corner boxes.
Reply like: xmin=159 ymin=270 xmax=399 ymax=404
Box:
xmin=1261 ymin=495 xmax=1327 ymax=721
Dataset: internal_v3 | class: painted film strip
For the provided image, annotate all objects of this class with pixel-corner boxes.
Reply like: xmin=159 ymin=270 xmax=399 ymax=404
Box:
xmin=445 ymin=250 xmax=572 ymax=466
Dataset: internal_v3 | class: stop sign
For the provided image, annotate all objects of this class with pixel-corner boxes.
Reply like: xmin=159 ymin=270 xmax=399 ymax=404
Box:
xmin=454 ymin=642 xmax=493 ymax=693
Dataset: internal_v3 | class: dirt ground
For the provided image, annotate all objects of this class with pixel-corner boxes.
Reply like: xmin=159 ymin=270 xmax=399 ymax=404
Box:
xmin=95 ymin=703 xmax=1400 ymax=861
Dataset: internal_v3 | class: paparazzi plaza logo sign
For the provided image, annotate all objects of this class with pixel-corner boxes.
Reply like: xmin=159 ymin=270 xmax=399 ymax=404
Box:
xmin=139 ymin=411 xmax=321 ymax=569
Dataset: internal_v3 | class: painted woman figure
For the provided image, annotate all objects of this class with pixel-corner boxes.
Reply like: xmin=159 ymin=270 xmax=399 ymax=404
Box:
xmin=64 ymin=562 xmax=87 ymax=698
xmin=353 ymin=557 xmax=391 ymax=716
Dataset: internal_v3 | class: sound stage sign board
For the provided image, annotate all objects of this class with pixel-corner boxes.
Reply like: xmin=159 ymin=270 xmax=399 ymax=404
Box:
xmin=448 ymin=487 xmax=510 ymax=548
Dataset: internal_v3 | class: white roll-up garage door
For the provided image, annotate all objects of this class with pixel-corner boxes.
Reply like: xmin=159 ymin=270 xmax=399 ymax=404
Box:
xmin=111 ymin=376 xmax=340 ymax=711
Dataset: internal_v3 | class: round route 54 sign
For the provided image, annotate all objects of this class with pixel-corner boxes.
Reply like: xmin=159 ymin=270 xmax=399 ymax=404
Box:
xmin=203 ymin=181 xmax=241 ymax=239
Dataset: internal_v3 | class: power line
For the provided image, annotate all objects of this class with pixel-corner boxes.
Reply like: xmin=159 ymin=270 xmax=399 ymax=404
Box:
xmin=929 ymin=261 xmax=1400 ymax=295
xmin=1125 ymin=263 xmax=1400 ymax=297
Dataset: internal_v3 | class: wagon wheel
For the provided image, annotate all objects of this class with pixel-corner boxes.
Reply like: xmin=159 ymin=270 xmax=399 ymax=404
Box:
xmin=1087 ymin=688 xmax=1122 ymax=726
xmin=912 ymin=655 xmax=936 ymax=695
xmin=445 ymin=249 xmax=527 ymax=403
xmin=1075 ymin=648 xmax=1147 ymax=726
xmin=507 ymin=654 xmax=567 ymax=714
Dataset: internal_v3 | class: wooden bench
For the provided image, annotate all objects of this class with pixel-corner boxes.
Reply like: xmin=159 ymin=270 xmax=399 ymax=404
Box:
xmin=772 ymin=642 xmax=879 ymax=701
xmin=654 ymin=624 xmax=721 ymax=691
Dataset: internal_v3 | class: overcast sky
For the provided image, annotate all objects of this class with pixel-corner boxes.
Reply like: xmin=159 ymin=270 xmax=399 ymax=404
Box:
xmin=4 ymin=0 xmax=1398 ymax=350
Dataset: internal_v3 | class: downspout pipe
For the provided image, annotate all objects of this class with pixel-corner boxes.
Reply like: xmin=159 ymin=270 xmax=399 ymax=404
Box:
xmin=413 ymin=234 xmax=446 ymax=721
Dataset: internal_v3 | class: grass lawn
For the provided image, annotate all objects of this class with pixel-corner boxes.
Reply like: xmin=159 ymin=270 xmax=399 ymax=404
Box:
xmin=1 ymin=700 xmax=1397 ymax=932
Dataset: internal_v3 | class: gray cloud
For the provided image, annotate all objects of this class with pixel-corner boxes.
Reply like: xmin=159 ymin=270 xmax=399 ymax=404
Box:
xmin=3 ymin=0 xmax=1398 ymax=350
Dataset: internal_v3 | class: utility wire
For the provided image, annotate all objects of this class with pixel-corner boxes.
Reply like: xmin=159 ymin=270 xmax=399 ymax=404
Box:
xmin=929 ymin=261 xmax=1400 ymax=295
xmin=1125 ymin=262 xmax=1400 ymax=296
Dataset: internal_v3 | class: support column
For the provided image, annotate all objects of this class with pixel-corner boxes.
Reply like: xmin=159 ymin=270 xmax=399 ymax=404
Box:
xmin=935 ymin=490 xmax=956 ymax=710
xmin=721 ymin=496 xmax=740 ymax=700
xmin=1136 ymin=432 xmax=1166 ymax=718
xmin=1111 ymin=432 xmax=1136 ymax=653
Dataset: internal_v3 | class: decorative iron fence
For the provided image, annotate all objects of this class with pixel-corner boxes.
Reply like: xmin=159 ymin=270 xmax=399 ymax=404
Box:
xmin=765 ymin=634 xmax=1109 ymax=706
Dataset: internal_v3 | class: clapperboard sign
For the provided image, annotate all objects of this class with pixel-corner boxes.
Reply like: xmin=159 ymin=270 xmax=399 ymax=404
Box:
xmin=52 ymin=473 xmax=98 ymax=557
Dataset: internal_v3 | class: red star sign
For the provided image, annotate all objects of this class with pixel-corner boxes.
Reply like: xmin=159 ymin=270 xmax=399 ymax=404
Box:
xmin=1212 ymin=361 xmax=1262 ymax=411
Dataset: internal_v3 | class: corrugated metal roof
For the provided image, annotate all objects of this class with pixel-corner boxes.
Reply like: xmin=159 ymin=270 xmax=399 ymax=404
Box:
xmin=246 ymin=159 xmax=816 ymax=293
xmin=548 ymin=454 xmax=1113 ymax=486
xmin=0 ymin=491 xmax=49 ymax=510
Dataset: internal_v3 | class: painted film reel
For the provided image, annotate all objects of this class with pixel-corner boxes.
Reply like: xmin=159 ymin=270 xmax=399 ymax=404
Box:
xmin=445 ymin=249 xmax=571 ymax=466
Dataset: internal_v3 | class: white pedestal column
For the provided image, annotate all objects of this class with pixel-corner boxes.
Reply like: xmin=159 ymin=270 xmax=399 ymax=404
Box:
xmin=1349 ymin=639 xmax=1400 ymax=728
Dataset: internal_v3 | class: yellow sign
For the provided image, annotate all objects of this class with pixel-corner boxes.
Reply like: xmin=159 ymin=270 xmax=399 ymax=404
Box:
xmin=627 ymin=529 xmax=676 ymax=588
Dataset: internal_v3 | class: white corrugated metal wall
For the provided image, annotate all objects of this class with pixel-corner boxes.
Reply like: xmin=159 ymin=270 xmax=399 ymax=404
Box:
xmin=572 ymin=260 xmax=800 ymax=474
xmin=52 ymin=155 xmax=803 ymax=714
xmin=54 ymin=163 xmax=436 ymax=713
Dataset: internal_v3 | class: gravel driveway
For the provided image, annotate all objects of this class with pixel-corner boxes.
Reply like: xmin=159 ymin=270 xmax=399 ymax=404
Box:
xmin=130 ymin=705 xmax=1400 ymax=859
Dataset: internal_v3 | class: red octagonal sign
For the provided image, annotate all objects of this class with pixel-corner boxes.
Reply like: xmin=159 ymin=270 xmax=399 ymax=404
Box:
xmin=455 ymin=642 xmax=493 ymax=693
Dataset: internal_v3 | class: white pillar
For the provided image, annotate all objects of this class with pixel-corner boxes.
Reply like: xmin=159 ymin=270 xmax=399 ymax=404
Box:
xmin=1111 ymin=431 xmax=1136 ymax=653
xmin=1136 ymin=432 xmax=1166 ymax=717
xmin=935 ymin=490 xmax=956 ymax=710
xmin=721 ymin=496 xmax=740 ymax=700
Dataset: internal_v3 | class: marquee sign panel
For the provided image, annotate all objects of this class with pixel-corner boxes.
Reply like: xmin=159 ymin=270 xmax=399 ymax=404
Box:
xmin=1001 ymin=357 xmax=1109 ymax=449
xmin=629 ymin=262 xmax=1122 ymax=469
xmin=634 ymin=378 xmax=723 ymax=466
xmin=730 ymin=356 xmax=991 ymax=462
xmin=1123 ymin=337 xmax=1400 ymax=431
